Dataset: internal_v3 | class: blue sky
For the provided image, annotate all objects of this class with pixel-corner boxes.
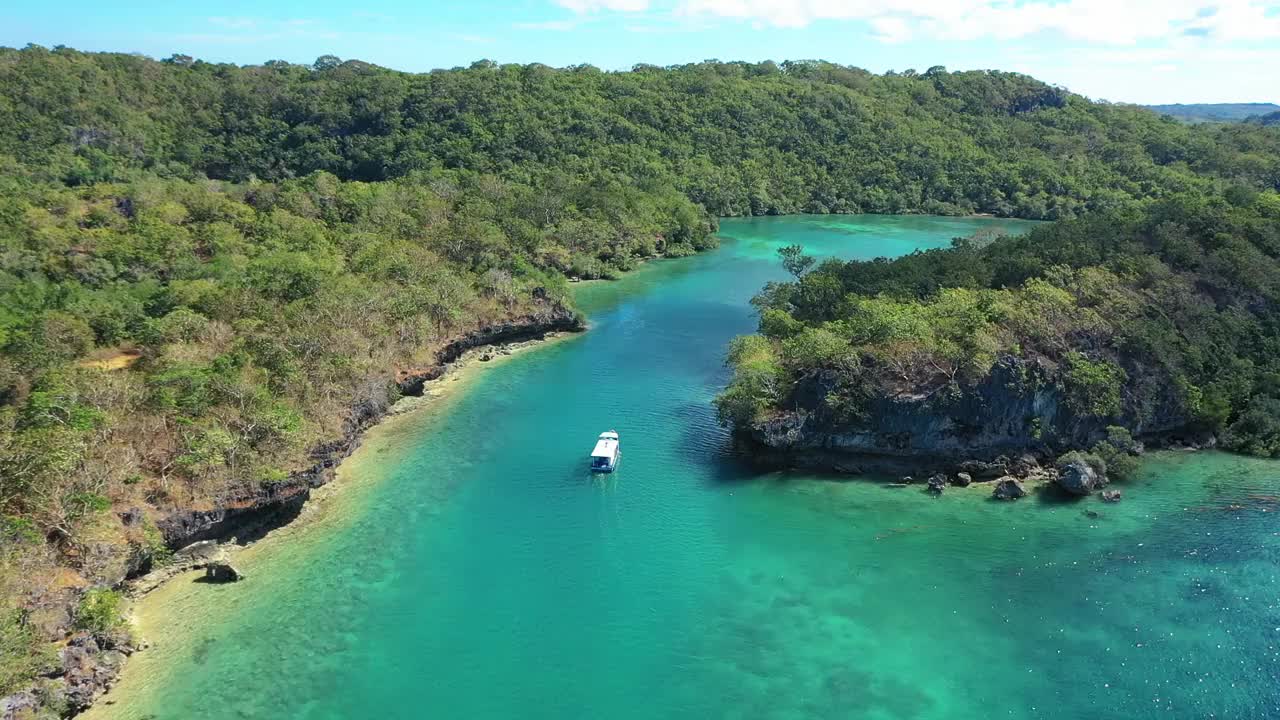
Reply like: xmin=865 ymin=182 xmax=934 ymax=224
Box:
xmin=3 ymin=0 xmax=1278 ymax=104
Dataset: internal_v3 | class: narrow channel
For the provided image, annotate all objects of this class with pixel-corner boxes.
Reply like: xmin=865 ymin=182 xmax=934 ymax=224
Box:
xmin=98 ymin=215 xmax=1280 ymax=720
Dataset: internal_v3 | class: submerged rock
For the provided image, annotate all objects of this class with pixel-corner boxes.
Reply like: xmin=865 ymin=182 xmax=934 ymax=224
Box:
xmin=952 ymin=472 xmax=972 ymax=487
xmin=992 ymin=478 xmax=1026 ymax=500
xmin=1057 ymin=460 xmax=1107 ymax=496
xmin=926 ymin=474 xmax=947 ymax=494
xmin=1101 ymin=489 xmax=1122 ymax=503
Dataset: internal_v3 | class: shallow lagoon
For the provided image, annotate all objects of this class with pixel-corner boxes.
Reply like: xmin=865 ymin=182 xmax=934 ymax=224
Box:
xmin=94 ymin=215 xmax=1280 ymax=719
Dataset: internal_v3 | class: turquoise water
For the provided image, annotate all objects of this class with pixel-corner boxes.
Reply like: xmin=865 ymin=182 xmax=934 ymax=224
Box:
xmin=105 ymin=215 xmax=1280 ymax=719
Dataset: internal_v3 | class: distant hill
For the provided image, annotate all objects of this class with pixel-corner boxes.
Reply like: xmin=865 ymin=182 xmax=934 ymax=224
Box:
xmin=1145 ymin=102 xmax=1280 ymax=123
xmin=1252 ymin=111 xmax=1280 ymax=126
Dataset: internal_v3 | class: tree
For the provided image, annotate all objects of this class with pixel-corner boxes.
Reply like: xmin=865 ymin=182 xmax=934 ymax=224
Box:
xmin=777 ymin=244 xmax=815 ymax=278
xmin=313 ymin=55 xmax=342 ymax=71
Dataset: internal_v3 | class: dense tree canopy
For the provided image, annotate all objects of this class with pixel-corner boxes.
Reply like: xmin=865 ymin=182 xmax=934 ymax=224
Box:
xmin=719 ymin=190 xmax=1280 ymax=462
xmin=2 ymin=46 xmax=1279 ymax=219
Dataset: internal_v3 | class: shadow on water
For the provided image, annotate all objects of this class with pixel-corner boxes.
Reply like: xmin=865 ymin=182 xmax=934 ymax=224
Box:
xmin=1031 ymin=480 xmax=1084 ymax=505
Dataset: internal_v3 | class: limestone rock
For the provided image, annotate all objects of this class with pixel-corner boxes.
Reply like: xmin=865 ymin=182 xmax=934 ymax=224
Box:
xmin=175 ymin=540 xmax=224 ymax=564
xmin=118 ymin=507 xmax=145 ymax=527
xmin=952 ymin=472 xmax=972 ymax=487
xmin=1056 ymin=460 xmax=1107 ymax=496
xmin=992 ymin=477 xmax=1026 ymax=500
xmin=0 ymin=691 xmax=39 ymax=718
xmin=1101 ymin=489 xmax=1122 ymax=503
xmin=59 ymin=632 xmax=125 ymax=711
xmin=926 ymin=474 xmax=947 ymax=494
xmin=1011 ymin=453 xmax=1040 ymax=477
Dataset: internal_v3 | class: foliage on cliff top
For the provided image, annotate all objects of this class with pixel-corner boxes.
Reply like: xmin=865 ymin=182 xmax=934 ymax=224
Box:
xmin=722 ymin=191 xmax=1280 ymax=455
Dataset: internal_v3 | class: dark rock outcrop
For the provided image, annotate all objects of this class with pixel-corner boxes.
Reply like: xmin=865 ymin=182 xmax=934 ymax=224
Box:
xmin=117 ymin=507 xmax=144 ymax=528
xmin=204 ymin=563 xmax=243 ymax=583
xmin=1011 ymin=454 xmax=1040 ymax=477
xmin=396 ymin=304 xmax=583 ymax=396
xmin=992 ymin=478 xmax=1026 ymax=500
xmin=1056 ymin=460 xmax=1107 ymax=496
xmin=59 ymin=632 xmax=131 ymax=713
xmin=958 ymin=458 xmax=1010 ymax=479
xmin=926 ymin=474 xmax=947 ymax=494
xmin=743 ymin=354 xmax=1190 ymax=476
xmin=0 ymin=691 xmax=39 ymax=718
xmin=952 ymin=472 xmax=972 ymax=487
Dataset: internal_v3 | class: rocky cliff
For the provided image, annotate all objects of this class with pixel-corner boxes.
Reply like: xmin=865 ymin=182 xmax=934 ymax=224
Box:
xmin=155 ymin=301 xmax=584 ymax=552
xmin=743 ymin=354 xmax=1197 ymax=475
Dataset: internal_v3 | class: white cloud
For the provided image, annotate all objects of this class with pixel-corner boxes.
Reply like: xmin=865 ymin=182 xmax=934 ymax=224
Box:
xmin=516 ymin=19 xmax=585 ymax=30
xmin=557 ymin=0 xmax=652 ymax=12
xmin=868 ymin=16 xmax=910 ymax=43
xmin=576 ymin=0 xmax=1280 ymax=45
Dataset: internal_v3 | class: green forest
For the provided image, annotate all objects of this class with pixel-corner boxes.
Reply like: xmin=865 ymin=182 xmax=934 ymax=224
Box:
xmin=718 ymin=191 xmax=1280 ymax=465
xmin=2 ymin=44 xmax=1280 ymax=713
xmin=1144 ymin=102 xmax=1280 ymax=124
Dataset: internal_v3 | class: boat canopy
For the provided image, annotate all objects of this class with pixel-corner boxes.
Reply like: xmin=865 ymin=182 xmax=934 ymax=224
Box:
xmin=591 ymin=431 xmax=619 ymax=458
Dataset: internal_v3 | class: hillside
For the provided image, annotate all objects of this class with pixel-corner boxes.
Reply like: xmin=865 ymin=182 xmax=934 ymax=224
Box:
xmin=3 ymin=46 xmax=1280 ymax=715
xmin=3 ymin=48 xmax=1280 ymax=219
xmin=1144 ymin=102 xmax=1280 ymax=123
xmin=1252 ymin=111 xmax=1280 ymax=127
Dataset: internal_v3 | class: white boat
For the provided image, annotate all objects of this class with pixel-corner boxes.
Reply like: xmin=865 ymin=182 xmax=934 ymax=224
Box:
xmin=589 ymin=430 xmax=621 ymax=473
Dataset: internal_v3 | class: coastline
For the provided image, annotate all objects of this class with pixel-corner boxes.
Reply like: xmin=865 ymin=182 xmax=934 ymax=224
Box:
xmin=50 ymin=217 xmax=1033 ymax=718
xmin=76 ymin=327 xmax=584 ymax=718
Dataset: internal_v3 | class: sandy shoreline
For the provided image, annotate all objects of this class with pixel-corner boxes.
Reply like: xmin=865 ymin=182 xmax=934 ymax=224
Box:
xmin=81 ymin=331 xmax=580 ymax=718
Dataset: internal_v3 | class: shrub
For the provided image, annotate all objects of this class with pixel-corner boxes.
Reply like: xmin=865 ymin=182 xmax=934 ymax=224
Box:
xmin=1062 ymin=352 xmax=1125 ymax=418
xmin=782 ymin=327 xmax=851 ymax=368
xmin=715 ymin=336 xmax=785 ymax=427
xmin=1090 ymin=427 xmax=1141 ymax=480
xmin=0 ymin=610 xmax=50 ymax=696
xmin=141 ymin=522 xmax=173 ymax=567
xmin=1056 ymin=450 xmax=1107 ymax=478
xmin=73 ymin=589 xmax=125 ymax=637
xmin=1222 ymin=397 xmax=1280 ymax=457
